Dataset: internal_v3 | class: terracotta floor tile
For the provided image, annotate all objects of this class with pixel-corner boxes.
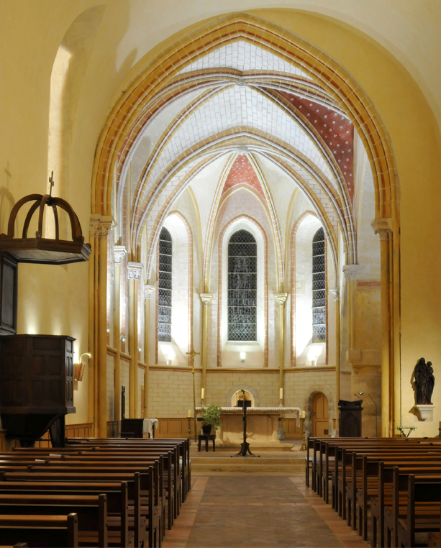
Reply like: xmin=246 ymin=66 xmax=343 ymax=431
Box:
xmin=162 ymin=474 xmax=370 ymax=548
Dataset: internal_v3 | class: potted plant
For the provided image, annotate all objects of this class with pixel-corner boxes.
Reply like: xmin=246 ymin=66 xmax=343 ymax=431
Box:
xmin=200 ymin=403 xmax=222 ymax=435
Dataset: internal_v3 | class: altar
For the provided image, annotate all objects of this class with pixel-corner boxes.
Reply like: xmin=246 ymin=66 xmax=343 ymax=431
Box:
xmin=196 ymin=407 xmax=301 ymax=447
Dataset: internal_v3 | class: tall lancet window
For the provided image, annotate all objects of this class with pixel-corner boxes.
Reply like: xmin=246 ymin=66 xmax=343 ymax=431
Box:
xmin=228 ymin=230 xmax=257 ymax=341
xmin=158 ymin=227 xmax=172 ymax=342
xmin=312 ymin=227 xmax=326 ymax=342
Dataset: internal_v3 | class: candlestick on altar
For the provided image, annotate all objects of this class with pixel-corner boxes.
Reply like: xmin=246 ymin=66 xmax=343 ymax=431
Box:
xmin=186 ymin=347 xmax=200 ymax=442
xmin=300 ymin=411 xmax=307 ymax=451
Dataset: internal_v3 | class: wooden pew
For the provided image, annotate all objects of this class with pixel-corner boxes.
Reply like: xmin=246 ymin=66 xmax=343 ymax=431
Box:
xmin=0 ymin=471 xmax=154 ymax=548
xmin=5 ymin=451 xmax=167 ymax=540
xmin=0 ymin=494 xmax=107 ymax=547
xmin=14 ymin=445 xmax=178 ymax=525
xmin=396 ymin=475 xmax=441 ymax=547
xmin=0 ymin=481 xmax=133 ymax=548
xmin=65 ymin=437 xmax=191 ymax=500
xmin=0 ymin=514 xmax=78 ymax=548
xmin=307 ymin=437 xmax=441 ymax=548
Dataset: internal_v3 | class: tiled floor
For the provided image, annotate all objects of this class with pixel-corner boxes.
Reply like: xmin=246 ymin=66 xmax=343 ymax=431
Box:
xmin=163 ymin=475 xmax=369 ymax=548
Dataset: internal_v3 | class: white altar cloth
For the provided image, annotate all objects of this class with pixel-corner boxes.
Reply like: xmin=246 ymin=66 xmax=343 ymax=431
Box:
xmin=142 ymin=418 xmax=158 ymax=436
xmin=195 ymin=407 xmax=301 ymax=447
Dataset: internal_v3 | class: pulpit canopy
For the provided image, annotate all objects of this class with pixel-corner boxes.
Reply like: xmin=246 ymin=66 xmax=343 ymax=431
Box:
xmin=0 ymin=175 xmax=91 ymax=265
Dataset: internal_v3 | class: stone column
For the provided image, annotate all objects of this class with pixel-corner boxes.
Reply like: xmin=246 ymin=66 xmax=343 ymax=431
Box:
xmin=342 ymin=265 xmax=359 ymax=355
xmin=372 ymin=219 xmax=393 ymax=437
xmin=330 ymin=288 xmax=340 ymax=429
xmin=274 ymin=293 xmax=288 ymax=406
xmin=127 ymin=262 xmax=143 ymax=418
xmin=89 ymin=214 xmax=114 ymax=438
xmin=199 ymin=293 xmax=213 ymax=399
xmin=113 ymin=246 xmax=126 ymax=421
xmin=144 ymin=285 xmax=155 ymax=418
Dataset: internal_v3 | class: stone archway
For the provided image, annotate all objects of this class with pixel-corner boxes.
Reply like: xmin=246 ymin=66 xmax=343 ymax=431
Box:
xmin=305 ymin=385 xmax=335 ymax=438
xmin=226 ymin=384 xmax=260 ymax=407
xmin=89 ymin=11 xmax=400 ymax=437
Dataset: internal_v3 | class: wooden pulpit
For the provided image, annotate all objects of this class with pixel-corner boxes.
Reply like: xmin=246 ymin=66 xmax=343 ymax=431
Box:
xmin=0 ymin=334 xmax=76 ymax=446
xmin=338 ymin=399 xmax=363 ymax=437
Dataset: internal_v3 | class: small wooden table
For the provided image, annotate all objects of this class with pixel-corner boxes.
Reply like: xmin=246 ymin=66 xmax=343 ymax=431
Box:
xmin=198 ymin=434 xmax=216 ymax=452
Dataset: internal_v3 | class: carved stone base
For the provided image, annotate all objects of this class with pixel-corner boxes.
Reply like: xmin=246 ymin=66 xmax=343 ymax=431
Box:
xmin=415 ymin=404 xmax=435 ymax=421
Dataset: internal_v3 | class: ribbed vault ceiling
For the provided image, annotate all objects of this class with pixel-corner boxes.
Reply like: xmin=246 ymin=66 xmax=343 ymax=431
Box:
xmin=118 ymin=39 xmax=361 ymax=277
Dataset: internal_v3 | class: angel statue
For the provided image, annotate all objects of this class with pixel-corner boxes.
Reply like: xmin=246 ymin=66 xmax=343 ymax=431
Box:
xmin=414 ymin=357 xmax=435 ymax=404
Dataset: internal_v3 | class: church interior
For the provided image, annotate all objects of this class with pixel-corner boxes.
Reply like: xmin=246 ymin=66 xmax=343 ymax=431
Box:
xmin=0 ymin=0 xmax=440 ymax=549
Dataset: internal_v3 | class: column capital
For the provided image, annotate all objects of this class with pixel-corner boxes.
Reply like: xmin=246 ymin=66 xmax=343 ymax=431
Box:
xmin=114 ymin=245 xmax=127 ymax=264
xmin=371 ymin=218 xmax=392 ymax=240
xmin=343 ymin=264 xmax=359 ymax=282
xmin=274 ymin=292 xmax=288 ymax=306
xmin=330 ymin=288 xmax=340 ymax=301
xmin=200 ymin=293 xmax=213 ymax=306
xmin=144 ymin=284 xmax=155 ymax=299
xmin=90 ymin=214 xmax=115 ymax=237
xmin=127 ymin=261 xmax=143 ymax=280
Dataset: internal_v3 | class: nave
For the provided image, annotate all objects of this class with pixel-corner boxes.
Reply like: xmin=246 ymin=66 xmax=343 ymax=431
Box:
xmin=163 ymin=474 xmax=367 ymax=549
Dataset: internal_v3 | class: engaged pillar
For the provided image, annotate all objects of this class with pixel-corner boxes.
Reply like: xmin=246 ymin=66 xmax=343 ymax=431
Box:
xmin=128 ymin=262 xmax=143 ymax=418
xmin=113 ymin=246 xmax=127 ymax=422
xmin=200 ymin=293 xmax=213 ymax=400
xmin=144 ymin=284 xmax=155 ymax=418
xmin=89 ymin=214 xmax=114 ymax=438
xmin=372 ymin=218 xmax=393 ymax=437
xmin=274 ymin=293 xmax=288 ymax=406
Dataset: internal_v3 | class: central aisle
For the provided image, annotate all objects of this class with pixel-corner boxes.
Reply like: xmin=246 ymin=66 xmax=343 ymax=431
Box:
xmin=163 ymin=475 xmax=369 ymax=548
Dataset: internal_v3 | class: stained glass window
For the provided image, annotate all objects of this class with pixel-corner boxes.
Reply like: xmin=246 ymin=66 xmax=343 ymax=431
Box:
xmin=228 ymin=230 xmax=257 ymax=341
xmin=158 ymin=227 xmax=172 ymax=342
xmin=312 ymin=227 xmax=326 ymax=342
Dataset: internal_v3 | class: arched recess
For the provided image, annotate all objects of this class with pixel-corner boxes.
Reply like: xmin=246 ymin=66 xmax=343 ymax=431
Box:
xmin=226 ymin=384 xmax=260 ymax=408
xmin=292 ymin=214 xmax=327 ymax=367
xmin=49 ymin=5 xmax=106 ymax=200
xmin=217 ymin=215 xmax=268 ymax=369
xmin=154 ymin=212 xmax=193 ymax=366
xmin=290 ymin=210 xmax=317 ymax=366
xmin=305 ymin=385 xmax=335 ymax=436
xmin=202 ymin=153 xmax=286 ymax=293
xmin=90 ymin=11 xmax=400 ymax=436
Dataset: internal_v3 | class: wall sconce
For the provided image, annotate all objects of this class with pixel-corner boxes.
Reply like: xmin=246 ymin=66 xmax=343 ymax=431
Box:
xmin=120 ymin=335 xmax=126 ymax=343
xmin=73 ymin=353 xmax=92 ymax=389
xmin=240 ymin=351 xmax=246 ymax=363
xmin=307 ymin=345 xmax=322 ymax=366
xmin=106 ymin=327 xmax=110 ymax=334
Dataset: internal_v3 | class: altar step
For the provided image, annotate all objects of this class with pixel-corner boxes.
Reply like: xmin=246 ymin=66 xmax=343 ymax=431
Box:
xmin=191 ymin=456 xmax=305 ymax=474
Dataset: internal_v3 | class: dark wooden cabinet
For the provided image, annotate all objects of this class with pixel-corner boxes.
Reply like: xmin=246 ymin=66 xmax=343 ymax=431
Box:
xmin=121 ymin=419 xmax=144 ymax=439
xmin=338 ymin=400 xmax=363 ymax=437
xmin=0 ymin=334 xmax=76 ymax=445
xmin=0 ymin=254 xmax=17 ymax=336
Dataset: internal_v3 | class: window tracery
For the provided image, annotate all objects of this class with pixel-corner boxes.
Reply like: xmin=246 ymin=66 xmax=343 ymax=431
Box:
xmin=158 ymin=227 xmax=172 ymax=342
xmin=312 ymin=227 xmax=326 ymax=342
xmin=228 ymin=229 xmax=257 ymax=341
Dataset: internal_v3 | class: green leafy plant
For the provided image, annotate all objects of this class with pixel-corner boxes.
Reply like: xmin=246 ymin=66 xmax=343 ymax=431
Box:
xmin=201 ymin=403 xmax=223 ymax=431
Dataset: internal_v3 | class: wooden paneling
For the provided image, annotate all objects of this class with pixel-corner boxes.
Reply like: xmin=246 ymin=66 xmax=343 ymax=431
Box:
xmin=313 ymin=393 xmax=329 ymax=436
xmin=156 ymin=418 xmax=192 ymax=438
xmin=0 ymin=254 xmax=17 ymax=336
xmin=107 ymin=420 xmax=120 ymax=438
xmin=282 ymin=418 xmax=303 ymax=439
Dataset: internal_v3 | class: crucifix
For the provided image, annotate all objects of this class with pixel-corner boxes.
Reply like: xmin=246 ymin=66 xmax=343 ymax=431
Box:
xmin=48 ymin=171 xmax=55 ymax=197
xmin=186 ymin=347 xmax=200 ymax=442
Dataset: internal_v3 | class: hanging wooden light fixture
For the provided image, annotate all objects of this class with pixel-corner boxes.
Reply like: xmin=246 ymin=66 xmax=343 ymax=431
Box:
xmin=0 ymin=172 xmax=91 ymax=265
